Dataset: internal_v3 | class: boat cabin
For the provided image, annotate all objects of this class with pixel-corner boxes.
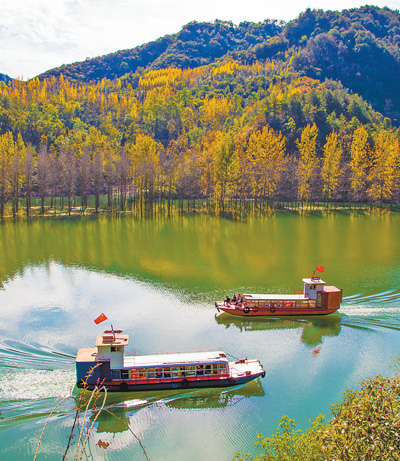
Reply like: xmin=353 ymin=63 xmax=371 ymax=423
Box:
xmin=303 ymin=277 xmax=326 ymax=300
xmin=76 ymin=331 xmax=230 ymax=387
xmin=303 ymin=277 xmax=342 ymax=308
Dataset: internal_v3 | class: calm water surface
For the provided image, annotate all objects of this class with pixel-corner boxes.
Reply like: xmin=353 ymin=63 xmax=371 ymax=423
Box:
xmin=0 ymin=212 xmax=399 ymax=460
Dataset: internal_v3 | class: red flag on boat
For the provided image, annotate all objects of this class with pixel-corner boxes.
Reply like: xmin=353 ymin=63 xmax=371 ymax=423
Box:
xmin=316 ymin=265 xmax=325 ymax=273
xmin=94 ymin=313 xmax=107 ymax=324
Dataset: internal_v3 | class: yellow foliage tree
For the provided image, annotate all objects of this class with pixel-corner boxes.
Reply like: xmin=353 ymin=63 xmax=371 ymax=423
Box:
xmin=128 ymin=134 xmax=162 ymax=213
xmin=349 ymin=126 xmax=369 ymax=203
xmin=321 ymin=131 xmax=342 ymax=205
xmin=368 ymin=129 xmax=399 ymax=206
xmin=0 ymin=132 xmax=15 ymax=217
xmin=247 ymin=125 xmax=287 ymax=206
xmin=296 ymin=123 xmax=318 ymax=205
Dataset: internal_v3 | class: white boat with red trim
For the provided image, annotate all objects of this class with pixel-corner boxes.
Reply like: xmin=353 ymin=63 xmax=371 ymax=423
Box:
xmin=76 ymin=331 xmax=265 ymax=392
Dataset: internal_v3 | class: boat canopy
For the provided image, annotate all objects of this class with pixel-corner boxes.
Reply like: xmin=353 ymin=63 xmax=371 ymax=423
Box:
xmin=244 ymin=293 xmax=306 ymax=301
xmin=123 ymin=350 xmax=228 ymax=369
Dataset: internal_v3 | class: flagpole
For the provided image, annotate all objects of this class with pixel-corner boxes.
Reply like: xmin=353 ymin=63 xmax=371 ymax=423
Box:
xmin=110 ymin=322 xmax=115 ymax=341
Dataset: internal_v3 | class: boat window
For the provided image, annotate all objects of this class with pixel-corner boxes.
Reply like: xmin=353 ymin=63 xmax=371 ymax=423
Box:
xmin=196 ymin=365 xmax=204 ymax=375
xmin=155 ymin=368 xmax=163 ymax=378
xmin=185 ymin=365 xmax=196 ymax=376
xmin=112 ymin=370 xmax=121 ymax=379
xmin=121 ymin=370 xmax=130 ymax=380
xmin=215 ymin=363 xmax=227 ymax=374
xmin=146 ymin=368 xmax=156 ymax=379
xmin=205 ymin=365 xmax=212 ymax=375
xmin=111 ymin=346 xmax=122 ymax=352
xmin=130 ymin=369 xmax=139 ymax=380
xmin=172 ymin=367 xmax=181 ymax=377
xmin=163 ymin=367 xmax=171 ymax=378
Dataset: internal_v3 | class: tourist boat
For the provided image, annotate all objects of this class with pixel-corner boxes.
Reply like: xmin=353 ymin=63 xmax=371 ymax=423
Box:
xmin=215 ymin=268 xmax=342 ymax=317
xmin=76 ymin=330 xmax=265 ymax=392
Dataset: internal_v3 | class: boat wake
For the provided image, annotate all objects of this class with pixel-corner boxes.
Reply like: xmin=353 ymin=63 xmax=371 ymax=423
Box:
xmin=340 ymin=288 xmax=400 ymax=331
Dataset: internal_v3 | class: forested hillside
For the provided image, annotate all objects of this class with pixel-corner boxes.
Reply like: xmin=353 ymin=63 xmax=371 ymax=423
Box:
xmin=39 ymin=6 xmax=400 ymax=120
xmin=0 ymin=6 xmax=399 ymax=217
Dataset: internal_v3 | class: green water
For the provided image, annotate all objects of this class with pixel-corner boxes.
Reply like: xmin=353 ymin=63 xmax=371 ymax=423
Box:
xmin=0 ymin=212 xmax=399 ymax=460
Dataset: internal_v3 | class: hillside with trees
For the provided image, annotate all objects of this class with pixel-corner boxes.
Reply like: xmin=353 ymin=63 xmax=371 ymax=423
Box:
xmin=38 ymin=6 xmax=400 ymax=121
xmin=0 ymin=6 xmax=399 ymax=217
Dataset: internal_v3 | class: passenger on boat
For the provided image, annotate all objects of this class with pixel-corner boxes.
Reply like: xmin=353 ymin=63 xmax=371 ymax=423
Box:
xmin=197 ymin=365 xmax=204 ymax=375
xmin=235 ymin=294 xmax=241 ymax=305
xmin=232 ymin=294 xmax=237 ymax=303
xmin=224 ymin=295 xmax=231 ymax=305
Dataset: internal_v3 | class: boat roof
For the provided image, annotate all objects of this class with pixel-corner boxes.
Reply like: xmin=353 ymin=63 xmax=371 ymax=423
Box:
xmin=303 ymin=278 xmax=326 ymax=285
xmin=244 ymin=294 xmax=306 ymax=300
xmin=122 ymin=350 xmax=228 ymax=369
xmin=96 ymin=334 xmax=129 ymax=347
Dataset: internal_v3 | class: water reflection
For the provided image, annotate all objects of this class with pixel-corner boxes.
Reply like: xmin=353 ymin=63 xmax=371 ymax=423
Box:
xmin=90 ymin=379 xmax=265 ymax=435
xmin=215 ymin=312 xmax=343 ymax=347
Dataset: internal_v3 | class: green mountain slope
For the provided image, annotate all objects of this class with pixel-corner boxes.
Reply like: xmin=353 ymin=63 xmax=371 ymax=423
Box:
xmin=38 ymin=20 xmax=282 ymax=82
xmin=37 ymin=6 xmax=400 ymax=120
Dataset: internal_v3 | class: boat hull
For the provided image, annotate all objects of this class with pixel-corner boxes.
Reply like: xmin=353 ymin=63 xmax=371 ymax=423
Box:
xmin=78 ymin=371 xmax=265 ymax=392
xmin=215 ymin=303 xmax=339 ymax=317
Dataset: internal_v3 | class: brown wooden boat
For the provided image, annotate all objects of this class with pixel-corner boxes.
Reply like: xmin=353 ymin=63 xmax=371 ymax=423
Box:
xmin=215 ymin=269 xmax=342 ymax=317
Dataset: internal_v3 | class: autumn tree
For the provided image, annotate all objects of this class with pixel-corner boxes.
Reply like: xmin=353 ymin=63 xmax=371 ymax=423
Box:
xmin=10 ymin=134 xmax=26 ymax=217
xmin=235 ymin=133 xmax=252 ymax=210
xmin=37 ymin=140 xmax=49 ymax=215
xmin=321 ymin=131 xmax=342 ymax=206
xmin=0 ymin=132 xmax=14 ymax=218
xmin=128 ymin=134 xmax=162 ymax=214
xmin=58 ymin=145 xmax=77 ymax=215
xmin=214 ymin=131 xmax=238 ymax=211
xmin=24 ymin=144 xmax=35 ymax=217
xmin=349 ymin=126 xmax=369 ymax=204
xmin=247 ymin=125 xmax=287 ymax=207
xmin=198 ymin=131 xmax=221 ymax=207
xmin=368 ymin=129 xmax=399 ymax=206
xmin=296 ymin=123 xmax=319 ymax=206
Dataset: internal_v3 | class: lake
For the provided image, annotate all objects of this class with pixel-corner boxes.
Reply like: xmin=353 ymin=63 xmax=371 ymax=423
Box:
xmin=0 ymin=211 xmax=399 ymax=460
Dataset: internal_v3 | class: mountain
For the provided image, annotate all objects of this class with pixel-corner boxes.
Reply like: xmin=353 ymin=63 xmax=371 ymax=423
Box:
xmin=37 ymin=6 xmax=400 ymax=119
xmin=0 ymin=73 xmax=12 ymax=84
xmin=38 ymin=19 xmax=283 ymax=82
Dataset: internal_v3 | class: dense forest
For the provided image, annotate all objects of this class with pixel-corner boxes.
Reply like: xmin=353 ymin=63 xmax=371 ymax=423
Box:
xmin=0 ymin=6 xmax=399 ymax=217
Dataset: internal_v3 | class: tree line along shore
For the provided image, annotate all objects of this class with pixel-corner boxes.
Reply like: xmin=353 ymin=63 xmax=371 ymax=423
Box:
xmin=0 ymin=120 xmax=398 ymax=219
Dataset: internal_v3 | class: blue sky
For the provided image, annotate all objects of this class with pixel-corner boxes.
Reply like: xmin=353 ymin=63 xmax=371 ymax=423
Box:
xmin=1 ymin=0 xmax=400 ymax=80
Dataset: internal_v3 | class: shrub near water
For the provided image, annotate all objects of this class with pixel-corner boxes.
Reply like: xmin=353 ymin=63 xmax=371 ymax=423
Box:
xmin=234 ymin=367 xmax=400 ymax=460
xmin=323 ymin=372 xmax=400 ymax=460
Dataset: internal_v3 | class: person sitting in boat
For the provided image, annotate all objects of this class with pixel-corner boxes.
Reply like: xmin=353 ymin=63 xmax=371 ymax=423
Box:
xmin=235 ymin=294 xmax=241 ymax=305
xmin=224 ymin=295 xmax=231 ymax=305
xmin=232 ymin=294 xmax=237 ymax=303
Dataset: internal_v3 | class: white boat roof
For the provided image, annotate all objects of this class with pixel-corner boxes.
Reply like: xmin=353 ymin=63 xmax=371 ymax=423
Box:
xmin=244 ymin=294 xmax=307 ymax=300
xmin=303 ymin=278 xmax=326 ymax=285
xmin=121 ymin=350 xmax=228 ymax=369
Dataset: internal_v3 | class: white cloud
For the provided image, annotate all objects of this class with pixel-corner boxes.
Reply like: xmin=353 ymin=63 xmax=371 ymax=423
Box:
xmin=0 ymin=0 xmax=399 ymax=79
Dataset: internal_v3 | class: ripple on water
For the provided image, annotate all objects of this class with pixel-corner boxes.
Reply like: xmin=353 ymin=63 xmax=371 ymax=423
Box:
xmin=0 ymin=368 xmax=75 ymax=402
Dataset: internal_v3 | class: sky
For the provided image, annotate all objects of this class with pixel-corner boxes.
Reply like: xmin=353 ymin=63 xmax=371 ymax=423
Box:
xmin=1 ymin=0 xmax=400 ymax=80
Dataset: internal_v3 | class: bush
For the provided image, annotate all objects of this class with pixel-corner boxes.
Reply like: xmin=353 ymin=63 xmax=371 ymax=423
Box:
xmin=234 ymin=364 xmax=400 ymax=460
